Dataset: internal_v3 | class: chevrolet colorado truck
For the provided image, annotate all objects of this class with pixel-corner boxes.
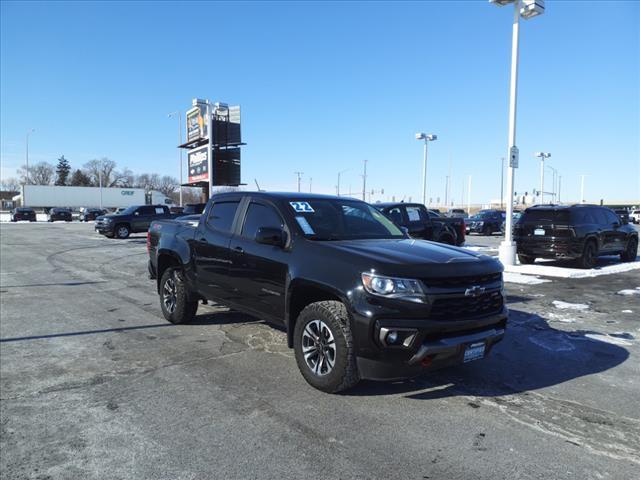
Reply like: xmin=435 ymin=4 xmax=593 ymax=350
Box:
xmin=148 ymin=192 xmax=507 ymax=393
xmin=95 ymin=204 xmax=177 ymax=239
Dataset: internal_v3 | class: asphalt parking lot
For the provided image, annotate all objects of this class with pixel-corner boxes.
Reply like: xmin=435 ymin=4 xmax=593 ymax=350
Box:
xmin=1 ymin=222 xmax=639 ymax=480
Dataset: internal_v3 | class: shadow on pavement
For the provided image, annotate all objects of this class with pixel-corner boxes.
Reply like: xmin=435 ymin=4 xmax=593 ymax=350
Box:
xmin=0 ymin=280 xmax=108 ymax=289
xmin=0 ymin=323 xmax=174 ymax=343
xmin=347 ymin=309 xmax=630 ymax=399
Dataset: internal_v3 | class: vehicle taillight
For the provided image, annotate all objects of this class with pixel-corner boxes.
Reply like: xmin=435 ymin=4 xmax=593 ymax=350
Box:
xmin=146 ymin=231 xmax=151 ymax=254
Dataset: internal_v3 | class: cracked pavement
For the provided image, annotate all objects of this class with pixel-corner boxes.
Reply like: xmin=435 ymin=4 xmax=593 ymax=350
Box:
xmin=1 ymin=223 xmax=639 ymax=479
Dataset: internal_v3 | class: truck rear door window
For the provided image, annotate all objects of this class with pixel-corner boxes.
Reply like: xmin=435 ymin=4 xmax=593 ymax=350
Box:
xmin=406 ymin=206 xmax=425 ymax=222
xmin=207 ymin=201 xmax=240 ymax=232
xmin=521 ymin=210 xmax=570 ymax=224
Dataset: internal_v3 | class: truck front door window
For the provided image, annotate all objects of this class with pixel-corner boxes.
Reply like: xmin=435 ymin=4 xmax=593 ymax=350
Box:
xmin=241 ymin=203 xmax=284 ymax=239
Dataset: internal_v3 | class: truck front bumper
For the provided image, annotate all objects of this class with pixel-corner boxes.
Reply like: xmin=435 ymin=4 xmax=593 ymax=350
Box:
xmin=348 ymin=289 xmax=508 ymax=381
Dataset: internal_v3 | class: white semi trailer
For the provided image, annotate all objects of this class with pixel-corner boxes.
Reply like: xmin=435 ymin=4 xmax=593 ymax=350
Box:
xmin=15 ymin=185 xmax=174 ymax=209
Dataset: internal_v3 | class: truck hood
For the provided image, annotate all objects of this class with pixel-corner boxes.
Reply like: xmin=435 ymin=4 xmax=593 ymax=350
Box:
xmin=321 ymin=238 xmax=502 ymax=278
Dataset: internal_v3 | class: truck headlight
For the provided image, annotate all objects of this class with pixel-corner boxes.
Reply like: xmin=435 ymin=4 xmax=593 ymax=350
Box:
xmin=104 ymin=218 xmax=112 ymax=223
xmin=361 ymin=272 xmax=426 ymax=303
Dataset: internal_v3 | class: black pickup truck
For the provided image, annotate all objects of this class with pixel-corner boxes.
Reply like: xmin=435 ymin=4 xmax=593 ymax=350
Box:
xmin=376 ymin=202 xmax=466 ymax=246
xmin=96 ymin=204 xmax=177 ymax=239
xmin=148 ymin=192 xmax=507 ymax=393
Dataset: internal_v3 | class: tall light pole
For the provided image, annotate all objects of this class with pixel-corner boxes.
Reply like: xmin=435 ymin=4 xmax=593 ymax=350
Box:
xmin=467 ymin=175 xmax=472 ymax=215
xmin=535 ymin=152 xmax=551 ymax=203
xmin=309 ymin=177 xmax=313 ymax=193
xmin=294 ymin=172 xmax=304 ymax=192
xmin=168 ymin=111 xmax=184 ymax=206
xmin=415 ymin=133 xmax=437 ymax=205
xmin=558 ymin=175 xmax=562 ymax=204
xmin=580 ymin=174 xmax=587 ymax=203
xmin=24 ymin=128 xmax=35 ymax=206
xmin=337 ymin=169 xmax=349 ymax=196
xmin=361 ymin=159 xmax=368 ymax=201
xmin=547 ymin=165 xmax=558 ymax=203
xmin=491 ymin=0 xmax=546 ymax=266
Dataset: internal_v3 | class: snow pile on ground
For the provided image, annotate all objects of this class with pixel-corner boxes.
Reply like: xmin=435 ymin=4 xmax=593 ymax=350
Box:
xmin=585 ymin=333 xmax=634 ymax=347
xmin=464 ymin=245 xmax=498 ymax=252
xmin=504 ymin=258 xmax=640 ymax=279
xmin=547 ymin=312 xmax=577 ymax=323
xmin=503 ymin=272 xmax=551 ymax=285
xmin=0 ymin=213 xmax=49 ymax=222
xmin=616 ymin=287 xmax=640 ymax=296
xmin=622 ymin=310 xmax=634 ymax=313
xmin=552 ymin=300 xmax=590 ymax=311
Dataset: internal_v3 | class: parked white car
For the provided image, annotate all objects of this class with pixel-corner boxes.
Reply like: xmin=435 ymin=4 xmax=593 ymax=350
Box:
xmin=630 ymin=210 xmax=640 ymax=224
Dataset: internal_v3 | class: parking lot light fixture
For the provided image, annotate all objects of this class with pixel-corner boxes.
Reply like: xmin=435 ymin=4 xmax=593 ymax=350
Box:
xmin=415 ymin=133 xmax=437 ymax=205
xmin=491 ymin=0 xmax=546 ymax=266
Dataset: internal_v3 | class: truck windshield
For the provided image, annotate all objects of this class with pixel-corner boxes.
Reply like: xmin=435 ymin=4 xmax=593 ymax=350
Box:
xmin=289 ymin=199 xmax=404 ymax=240
xmin=471 ymin=211 xmax=496 ymax=220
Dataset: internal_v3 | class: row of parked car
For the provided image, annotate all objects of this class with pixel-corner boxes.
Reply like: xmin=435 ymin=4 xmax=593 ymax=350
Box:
xmin=10 ymin=206 xmax=111 ymax=222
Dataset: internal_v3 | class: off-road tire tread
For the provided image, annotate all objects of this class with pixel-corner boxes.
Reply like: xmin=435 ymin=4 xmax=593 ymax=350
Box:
xmin=160 ymin=268 xmax=198 ymax=324
xmin=295 ymin=300 xmax=359 ymax=393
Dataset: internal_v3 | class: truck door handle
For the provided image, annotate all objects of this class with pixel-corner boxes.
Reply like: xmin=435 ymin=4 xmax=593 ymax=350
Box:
xmin=233 ymin=246 xmax=244 ymax=254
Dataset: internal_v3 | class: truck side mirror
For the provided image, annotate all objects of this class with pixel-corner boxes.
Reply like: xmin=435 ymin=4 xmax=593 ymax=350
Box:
xmin=400 ymin=226 xmax=409 ymax=236
xmin=255 ymin=227 xmax=286 ymax=247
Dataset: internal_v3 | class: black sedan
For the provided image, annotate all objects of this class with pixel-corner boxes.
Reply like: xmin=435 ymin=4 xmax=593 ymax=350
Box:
xmin=47 ymin=208 xmax=73 ymax=222
xmin=11 ymin=207 xmax=37 ymax=222
xmin=79 ymin=208 xmax=107 ymax=222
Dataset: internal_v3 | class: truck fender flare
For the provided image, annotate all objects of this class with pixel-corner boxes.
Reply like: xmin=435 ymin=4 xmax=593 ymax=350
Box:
xmin=284 ymin=278 xmax=354 ymax=348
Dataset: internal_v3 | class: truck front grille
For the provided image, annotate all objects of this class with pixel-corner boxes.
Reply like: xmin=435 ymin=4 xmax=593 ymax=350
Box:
xmin=422 ymin=273 xmax=501 ymax=289
xmin=429 ymin=291 xmax=503 ymax=320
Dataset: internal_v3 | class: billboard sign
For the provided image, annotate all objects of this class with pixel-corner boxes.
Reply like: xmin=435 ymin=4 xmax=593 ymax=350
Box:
xmin=188 ymin=146 xmax=209 ymax=183
xmin=186 ymin=103 xmax=208 ymax=143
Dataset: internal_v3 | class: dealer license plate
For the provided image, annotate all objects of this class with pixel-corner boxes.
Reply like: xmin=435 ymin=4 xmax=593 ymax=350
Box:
xmin=534 ymin=228 xmax=545 ymax=236
xmin=464 ymin=342 xmax=486 ymax=363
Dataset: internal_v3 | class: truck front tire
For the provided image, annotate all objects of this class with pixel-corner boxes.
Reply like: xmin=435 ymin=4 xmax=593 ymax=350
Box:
xmin=159 ymin=268 xmax=198 ymax=324
xmin=293 ymin=301 xmax=359 ymax=393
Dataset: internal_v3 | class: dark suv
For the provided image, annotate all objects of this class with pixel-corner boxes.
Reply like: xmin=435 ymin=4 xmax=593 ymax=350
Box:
xmin=466 ymin=210 xmax=505 ymax=236
xmin=514 ymin=205 xmax=638 ymax=268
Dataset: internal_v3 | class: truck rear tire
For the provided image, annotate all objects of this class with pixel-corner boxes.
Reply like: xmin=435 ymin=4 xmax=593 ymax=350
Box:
xmin=621 ymin=237 xmax=638 ymax=262
xmin=577 ymin=240 xmax=597 ymax=269
xmin=159 ymin=268 xmax=198 ymax=324
xmin=293 ymin=301 xmax=359 ymax=393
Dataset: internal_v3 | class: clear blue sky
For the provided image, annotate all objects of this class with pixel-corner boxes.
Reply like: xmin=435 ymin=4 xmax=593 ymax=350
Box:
xmin=1 ymin=0 xmax=638 ymax=204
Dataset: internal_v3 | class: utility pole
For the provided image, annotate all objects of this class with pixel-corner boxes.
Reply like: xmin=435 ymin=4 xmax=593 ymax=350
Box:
xmin=309 ymin=177 xmax=312 ymax=193
xmin=361 ymin=160 xmax=368 ymax=201
xmin=168 ymin=111 xmax=184 ymax=206
xmin=24 ymin=129 xmax=35 ymax=206
xmin=580 ymin=174 xmax=586 ymax=204
xmin=294 ymin=172 xmax=304 ymax=193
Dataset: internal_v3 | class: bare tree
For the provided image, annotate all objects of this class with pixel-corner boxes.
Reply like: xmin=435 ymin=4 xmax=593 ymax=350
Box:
xmin=17 ymin=162 xmax=55 ymax=185
xmin=134 ymin=173 xmax=161 ymax=191
xmin=157 ymin=175 xmax=178 ymax=197
xmin=0 ymin=177 xmax=20 ymax=192
xmin=83 ymin=158 xmax=118 ymax=187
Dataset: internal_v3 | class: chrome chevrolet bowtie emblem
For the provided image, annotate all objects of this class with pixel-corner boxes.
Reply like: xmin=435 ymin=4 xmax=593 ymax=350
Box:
xmin=465 ymin=286 xmax=486 ymax=298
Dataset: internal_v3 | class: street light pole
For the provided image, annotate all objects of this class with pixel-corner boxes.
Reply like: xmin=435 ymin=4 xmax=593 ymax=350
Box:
xmin=491 ymin=0 xmax=546 ymax=266
xmin=168 ymin=111 xmax=184 ymax=206
xmin=361 ymin=159 xmax=368 ymax=201
xmin=580 ymin=174 xmax=586 ymax=203
xmin=467 ymin=175 xmax=472 ymax=215
xmin=415 ymin=133 xmax=437 ymax=205
xmin=24 ymin=128 xmax=34 ymax=206
xmin=294 ymin=172 xmax=303 ymax=192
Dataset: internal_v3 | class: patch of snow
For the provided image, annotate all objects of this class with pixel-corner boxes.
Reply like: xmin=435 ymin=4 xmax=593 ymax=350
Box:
xmin=503 ymin=272 xmax=551 ymax=285
xmin=504 ymin=258 xmax=640 ymax=279
xmin=622 ymin=310 xmax=633 ymax=313
xmin=616 ymin=288 xmax=640 ymax=296
xmin=464 ymin=245 xmax=498 ymax=252
xmin=585 ymin=333 xmax=633 ymax=347
xmin=529 ymin=333 xmax=575 ymax=352
xmin=547 ymin=312 xmax=577 ymax=323
xmin=552 ymin=300 xmax=589 ymax=311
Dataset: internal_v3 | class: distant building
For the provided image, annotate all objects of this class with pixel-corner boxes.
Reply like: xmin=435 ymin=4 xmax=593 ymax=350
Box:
xmin=0 ymin=190 xmax=19 ymax=210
